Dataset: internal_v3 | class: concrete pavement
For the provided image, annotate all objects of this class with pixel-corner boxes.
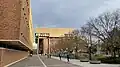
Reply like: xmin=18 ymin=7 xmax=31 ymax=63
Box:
xmin=9 ymin=55 xmax=44 ymax=67
xmin=9 ymin=55 xmax=80 ymax=67
xmin=39 ymin=55 xmax=80 ymax=67
xmin=52 ymin=56 xmax=120 ymax=67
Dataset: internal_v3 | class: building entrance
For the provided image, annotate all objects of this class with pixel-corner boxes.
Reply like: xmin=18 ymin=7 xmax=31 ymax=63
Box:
xmin=39 ymin=39 xmax=44 ymax=54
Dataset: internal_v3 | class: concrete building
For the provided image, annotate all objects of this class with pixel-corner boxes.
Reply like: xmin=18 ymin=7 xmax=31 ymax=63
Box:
xmin=0 ymin=0 xmax=33 ymax=66
xmin=35 ymin=28 xmax=74 ymax=55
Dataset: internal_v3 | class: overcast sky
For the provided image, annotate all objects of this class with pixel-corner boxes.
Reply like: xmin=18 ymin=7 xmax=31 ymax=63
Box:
xmin=31 ymin=0 xmax=120 ymax=28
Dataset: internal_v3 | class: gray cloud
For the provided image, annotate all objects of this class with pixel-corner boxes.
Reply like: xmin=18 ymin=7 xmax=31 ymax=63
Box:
xmin=31 ymin=0 xmax=120 ymax=28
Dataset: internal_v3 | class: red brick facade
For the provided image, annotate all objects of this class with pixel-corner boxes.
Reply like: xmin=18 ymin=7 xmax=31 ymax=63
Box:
xmin=0 ymin=0 xmax=32 ymax=66
xmin=0 ymin=0 xmax=21 ymax=40
xmin=0 ymin=0 xmax=32 ymax=50
xmin=0 ymin=48 xmax=28 ymax=67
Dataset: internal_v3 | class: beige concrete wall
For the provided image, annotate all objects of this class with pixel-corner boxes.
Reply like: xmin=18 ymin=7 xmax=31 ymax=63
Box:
xmin=36 ymin=28 xmax=74 ymax=54
xmin=29 ymin=0 xmax=34 ymax=47
xmin=43 ymin=38 xmax=48 ymax=54
xmin=0 ymin=48 xmax=28 ymax=67
xmin=38 ymin=37 xmax=49 ymax=54
xmin=36 ymin=28 xmax=74 ymax=37
xmin=38 ymin=37 xmax=48 ymax=54
xmin=29 ymin=8 xmax=34 ymax=49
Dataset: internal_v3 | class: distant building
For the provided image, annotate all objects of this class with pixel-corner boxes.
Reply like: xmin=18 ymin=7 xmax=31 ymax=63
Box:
xmin=35 ymin=28 xmax=74 ymax=54
xmin=0 ymin=0 xmax=33 ymax=66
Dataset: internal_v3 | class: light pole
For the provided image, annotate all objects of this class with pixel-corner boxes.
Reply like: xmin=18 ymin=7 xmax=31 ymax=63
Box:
xmin=89 ymin=24 xmax=92 ymax=60
xmin=88 ymin=44 xmax=92 ymax=60
xmin=97 ymin=40 xmax=100 ymax=54
xmin=74 ymin=46 xmax=78 ymax=59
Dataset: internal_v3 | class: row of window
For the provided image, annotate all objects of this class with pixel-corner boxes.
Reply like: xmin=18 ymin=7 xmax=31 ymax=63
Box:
xmin=22 ymin=0 xmax=30 ymax=28
xmin=35 ymin=33 xmax=50 ymax=37
xmin=20 ymin=0 xmax=30 ymax=37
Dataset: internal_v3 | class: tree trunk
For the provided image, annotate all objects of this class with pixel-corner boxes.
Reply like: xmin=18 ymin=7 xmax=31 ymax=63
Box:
xmin=113 ymin=48 xmax=116 ymax=57
xmin=117 ymin=49 xmax=120 ymax=57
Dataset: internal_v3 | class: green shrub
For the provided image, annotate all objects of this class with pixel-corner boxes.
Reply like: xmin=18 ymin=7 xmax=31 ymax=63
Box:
xmin=97 ymin=57 xmax=120 ymax=64
xmin=94 ymin=54 xmax=105 ymax=60
xmin=95 ymin=54 xmax=105 ymax=58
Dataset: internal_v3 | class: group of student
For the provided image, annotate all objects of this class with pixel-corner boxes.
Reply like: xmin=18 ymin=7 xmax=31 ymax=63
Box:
xmin=58 ymin=52 xmax=70 ymax=62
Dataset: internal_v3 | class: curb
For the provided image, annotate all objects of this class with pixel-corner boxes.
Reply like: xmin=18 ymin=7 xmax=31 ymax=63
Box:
xmin=4 ymin=56 xmax=28 ymax=67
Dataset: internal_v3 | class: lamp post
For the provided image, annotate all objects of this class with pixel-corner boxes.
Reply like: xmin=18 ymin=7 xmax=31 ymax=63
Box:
xmin=97 ymin=40 xmax=100 ymax=54
xmin=88 ymin=34 xmax=92 ymax=60
xmin=88 ymin=44 xmax=92 ymax=60
xmin=74 ymin=46 xmax=78 ymax=59
xmin=88 ymin=24 xmax=92 ymax=60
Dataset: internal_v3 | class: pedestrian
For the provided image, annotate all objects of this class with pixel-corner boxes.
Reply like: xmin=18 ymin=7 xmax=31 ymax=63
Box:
xmin=59 ymin=53 xmax=61 ymax=60
xmin=28 ymin=51 xmax=33 ymax=57
xmin=66 ymin=53 xmax=70 ymax=62
xmin=50 ymin=54 xmax=51 ymax=58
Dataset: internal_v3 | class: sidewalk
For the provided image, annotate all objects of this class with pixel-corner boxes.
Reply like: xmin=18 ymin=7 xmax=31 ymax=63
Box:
xmin=9 ymin=55 xmax=44 ymax=67
xmin=39 ymin=55 xmax=80 ymax=67
xmin=9 ymin=55 xmax=80 ymax=67
xmin=52 ymin=56 xmax=120 ymax=67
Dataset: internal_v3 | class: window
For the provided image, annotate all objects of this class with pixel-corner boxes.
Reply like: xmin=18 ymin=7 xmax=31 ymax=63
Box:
xmin=21 ymin=33 xmax=23 ymax=35
xmin=24 ymin=13 xmax=26 ymax=15
xmin=28 ymin=8 xmax=30 ymax=15
xmin=27 ymin=2 xmax=29 ymax=6
xmin=25 ymin=17 xmax=27 ymax=19
xmin=27 ymin=24 xmax=29 ymax=28
xmin=26 ymin=0 xmax=29 ymax=6
xmin=22 ymin=8 xmax=24 ymax=10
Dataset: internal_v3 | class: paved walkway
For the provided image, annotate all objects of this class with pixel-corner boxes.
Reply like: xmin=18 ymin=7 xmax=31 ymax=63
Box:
xmin=9 ymin=55 xmax=80 ymax=67
xmin=39 ymin=55 xmax=80 ymax=67
xmin=52 ymin=56 xmax=120 ymax=67
xmin=9 ymin=55 xmax=44 ymax=67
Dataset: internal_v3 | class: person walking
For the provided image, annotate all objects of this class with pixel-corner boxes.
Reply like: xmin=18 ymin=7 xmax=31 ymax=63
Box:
xmin=59 ymin=53 xmax=62 ymax=60
xmin=66 ymin=53 xmax=70 ymax=62
xmin=50 ymin=53 xmax=51 ymax=58
xmin=28 ymin=51 xmax=33 ymax=57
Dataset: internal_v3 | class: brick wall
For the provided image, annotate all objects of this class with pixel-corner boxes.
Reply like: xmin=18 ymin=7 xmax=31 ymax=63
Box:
xmin=0 ymin=0 xmax=21 ymax=40
xmin=0 ymin=48 xmax=28 ymax=66
xmin=0 ymin=0 xmax=33 ymax=50
xmin=19 ymin=0 xmax=32 ymax=49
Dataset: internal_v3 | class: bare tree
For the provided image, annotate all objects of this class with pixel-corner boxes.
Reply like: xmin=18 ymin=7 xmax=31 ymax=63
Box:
xmin=55 ymin=30 xmax=87 ymax=52
xmin=81 ymin=9 xmax=120 ymax=57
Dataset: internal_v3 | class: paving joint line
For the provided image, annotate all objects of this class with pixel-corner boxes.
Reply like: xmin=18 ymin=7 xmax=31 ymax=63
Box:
xmin=4 ymin=56 xmax=28 ymax=67
xmin=37 ymin=55 xmax=47 ymax=67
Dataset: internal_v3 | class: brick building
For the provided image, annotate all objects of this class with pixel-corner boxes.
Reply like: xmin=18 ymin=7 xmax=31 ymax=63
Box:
xmin=35 ymin=28 xmax=74 ymax=55
xmin=0 ymin=0 xmax=33 ymax=66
